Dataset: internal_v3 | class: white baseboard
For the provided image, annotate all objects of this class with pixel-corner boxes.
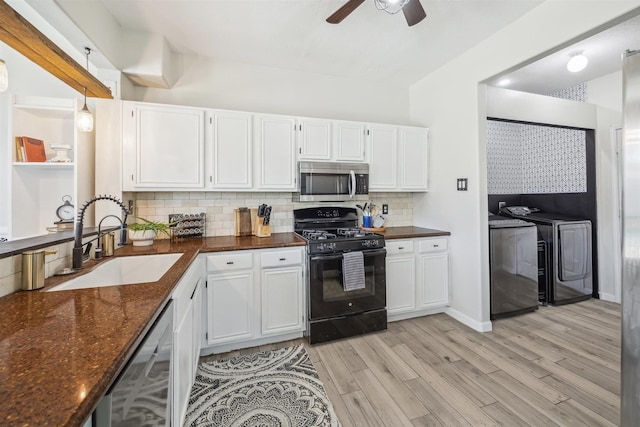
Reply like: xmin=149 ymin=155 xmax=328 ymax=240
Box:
xmin=599 ymin=292 xmax=620 ymax=304
xmin=200 ymin=331 xmax=303 ymax=357
xmin=445 ymin=307 xmax=492 ymax=332
xmin=388 ymin=306 xmax=446 ymax=323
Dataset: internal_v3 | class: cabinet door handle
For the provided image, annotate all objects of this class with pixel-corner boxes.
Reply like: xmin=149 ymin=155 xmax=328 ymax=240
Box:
xmin=226 ymin=261 xmax=234 ymax=265
xmin=279 ymin=258 xmax=286 ymax=261
xmin=190 ymin=283 xmax=198 ymax=300
xmin=433 ymin=244 xmax=439 ymax=248
xmin=398 ymin=246 xmax=404 ymax=250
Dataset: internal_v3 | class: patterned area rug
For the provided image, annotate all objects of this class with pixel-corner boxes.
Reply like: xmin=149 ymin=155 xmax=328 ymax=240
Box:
xmin=185 ymin=344 xmax=341 ymax=427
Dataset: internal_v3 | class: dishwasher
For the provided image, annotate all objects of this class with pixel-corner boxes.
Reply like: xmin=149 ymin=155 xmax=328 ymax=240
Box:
xmin=489 ymin=216 xmax=539 ymax=319
xmin=95 ymin=301 xmax=173 ymax=426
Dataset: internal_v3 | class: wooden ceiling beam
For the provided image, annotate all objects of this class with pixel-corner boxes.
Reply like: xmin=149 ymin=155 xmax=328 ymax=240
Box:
xmin=0 ymin=0 xmax=113 ymax=99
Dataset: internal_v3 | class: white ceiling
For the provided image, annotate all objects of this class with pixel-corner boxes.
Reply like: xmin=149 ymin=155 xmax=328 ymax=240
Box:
xmin=82 ymin=0 xmax=544 ymax=86
xmin=487 ymin=13 xmax=640 ymax=95
xmin=36 ymin=0 xmax=640 ymax=95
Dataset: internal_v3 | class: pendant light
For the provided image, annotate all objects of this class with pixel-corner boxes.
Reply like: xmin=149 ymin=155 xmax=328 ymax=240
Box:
xmin=0 ymin=59 xmax=8 ymax=92
xmin=77 ymin=47 xmax=94 ymax=132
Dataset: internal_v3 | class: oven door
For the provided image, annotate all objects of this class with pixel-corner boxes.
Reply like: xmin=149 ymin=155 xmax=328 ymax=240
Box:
xmin=309 ymin=248 xmax=386 ymax=320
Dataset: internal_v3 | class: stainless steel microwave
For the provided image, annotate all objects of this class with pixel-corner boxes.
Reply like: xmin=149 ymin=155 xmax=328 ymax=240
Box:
xmin=295 ymin=161 xmax=369 ymax=202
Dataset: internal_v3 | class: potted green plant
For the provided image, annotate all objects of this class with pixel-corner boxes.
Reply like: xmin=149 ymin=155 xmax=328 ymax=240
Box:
xmin=128 ymin=217 xmax=173 ymax=246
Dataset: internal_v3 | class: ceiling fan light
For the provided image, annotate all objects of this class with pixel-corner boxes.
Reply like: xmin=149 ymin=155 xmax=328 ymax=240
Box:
xmin=567 ymin=52 xmax=588 ymax=72
xmin=0 ymin=59 xmax=8 ymax=92
xmin=374 ymin=0 xmax=410 ymax=15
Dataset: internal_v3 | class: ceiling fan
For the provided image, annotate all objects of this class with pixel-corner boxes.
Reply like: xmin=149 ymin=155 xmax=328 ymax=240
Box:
xmin=326 ymin=0 xmax=426 ymax=27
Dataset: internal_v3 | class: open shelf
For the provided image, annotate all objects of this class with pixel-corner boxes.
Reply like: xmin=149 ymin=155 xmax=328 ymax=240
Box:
xmin=13 ymin=162 xmax=74 ymax=169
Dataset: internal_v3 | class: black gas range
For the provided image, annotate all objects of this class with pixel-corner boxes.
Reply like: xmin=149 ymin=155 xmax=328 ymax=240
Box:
xmin=294 ymin=207 xmax=387 ymax=344
xmin=299 ymin=228 xmax=385 ymax=254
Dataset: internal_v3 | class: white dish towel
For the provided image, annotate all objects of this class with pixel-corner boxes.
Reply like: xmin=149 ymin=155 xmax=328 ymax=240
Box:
xmin=342 ymin=251 xmax=366 ymax=291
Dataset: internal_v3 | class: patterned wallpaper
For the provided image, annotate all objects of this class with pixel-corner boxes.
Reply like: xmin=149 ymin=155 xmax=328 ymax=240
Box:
xmin=487 ymin=82 xmax=588 ymax=195
xmin=486 ymin=121 xmax=523 ymax=194
xmin=487 ymin=120 xmax=587 ymax=195
xmin=522 ymin=125 xmax=587 ymax=193
xmin=547 ymin=82 xmax=588 ymax=102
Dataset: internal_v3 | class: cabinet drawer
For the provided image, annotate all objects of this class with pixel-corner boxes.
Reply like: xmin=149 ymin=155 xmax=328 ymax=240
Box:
xmin=207 ymin=252 xmax=253 ymax=271
xmin=386 ymin=240 xmax=415 ymax=256
xmin=261 ymin=249 xmax=303 ymax=268
xmin=418 ymin=238 xmax=448 ymax=253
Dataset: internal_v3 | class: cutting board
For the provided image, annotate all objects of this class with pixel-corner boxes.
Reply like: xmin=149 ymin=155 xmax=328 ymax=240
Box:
xmin=235 ymin=208 xmax=252 ymax=236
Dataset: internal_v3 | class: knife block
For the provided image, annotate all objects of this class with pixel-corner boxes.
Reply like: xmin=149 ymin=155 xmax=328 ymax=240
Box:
xmin=251 ymin=208 xmax=271 ymax=238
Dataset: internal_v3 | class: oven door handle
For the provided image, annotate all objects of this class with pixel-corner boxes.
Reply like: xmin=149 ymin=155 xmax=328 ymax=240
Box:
xmin=310 ymin=248 xmax=386 ymax=262
xmin=349 ymin=170 xmax=356 ymax=198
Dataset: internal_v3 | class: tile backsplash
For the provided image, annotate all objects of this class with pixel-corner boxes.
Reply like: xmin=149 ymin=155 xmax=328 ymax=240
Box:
xmin=132 ymin=191 xmax=414 ymax=237
xmin=0 ymin=241 xmax=73 ymax=298
xmin=0 ymin=192 xmax=413 ymax=298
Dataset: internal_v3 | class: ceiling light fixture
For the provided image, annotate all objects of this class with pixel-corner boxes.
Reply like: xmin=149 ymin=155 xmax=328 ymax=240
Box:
xmin=0 ymin=59 xmax=8 ymax=92
xmin=374 ymin=0 xmax=410 ymax=15
xmin=77 ymin=47 xmax=94 ymax=132
xmin=567 ymin=51 xmax=588 ymax=73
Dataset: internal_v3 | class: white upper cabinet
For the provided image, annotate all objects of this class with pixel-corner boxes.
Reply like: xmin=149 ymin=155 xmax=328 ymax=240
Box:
xmin=297 ymin=118 xmax=331 ymax=160
xmin=122 ymin=101 xmax=204 ymax=190
xmin=207 ymin=110 xmax=252 ymax=189
xmin=399 ymin=126 xmax=429 ymax=190
xmin=254 ymin=114 xmax=297 ymax=191
xmin=368 ymin=124 xmax=398 ymax=190
xmin=367 ymin=124 xmax=428 ymax=192
xmin=114 ymin=99 xmax=428 ymax=193
xmin=333 ymin=121 xmax=366 ymax=162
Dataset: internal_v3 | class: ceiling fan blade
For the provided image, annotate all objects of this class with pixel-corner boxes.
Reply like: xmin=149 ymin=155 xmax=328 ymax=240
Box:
xmin=402 ymin=0 xmax=426 ymax=27
xmin=326 ymin=0 xmax=366 ymax=24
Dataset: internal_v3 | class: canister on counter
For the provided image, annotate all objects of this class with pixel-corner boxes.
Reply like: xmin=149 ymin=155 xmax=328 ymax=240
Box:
xmin=22 ymin=249 xmax=57 ymax=290
xmin=102 ymin=232 xmax=115 ymax=256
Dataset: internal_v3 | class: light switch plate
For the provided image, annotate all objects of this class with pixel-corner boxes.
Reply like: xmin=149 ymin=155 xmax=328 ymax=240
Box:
xmin=457 ymin=178 xmax=468 ymax=191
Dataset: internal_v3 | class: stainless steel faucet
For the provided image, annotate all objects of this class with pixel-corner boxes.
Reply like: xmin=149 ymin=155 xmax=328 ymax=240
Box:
xmin=95 ymin=215 xmax=125 ymax=259
xmin=73 ymin=195 xmax=129 ymax=269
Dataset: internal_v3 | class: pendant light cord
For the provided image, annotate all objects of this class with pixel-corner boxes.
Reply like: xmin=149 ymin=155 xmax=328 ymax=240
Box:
xmin=83 ymin=47 xmax=90 ymax=103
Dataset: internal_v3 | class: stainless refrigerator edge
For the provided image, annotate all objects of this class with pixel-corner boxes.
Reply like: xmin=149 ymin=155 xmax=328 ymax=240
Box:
xmin=622 ymin=49 xmax=640 ymax=426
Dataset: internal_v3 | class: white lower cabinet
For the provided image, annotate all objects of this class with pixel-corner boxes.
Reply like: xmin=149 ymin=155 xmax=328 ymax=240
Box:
xmin=386 ymin=237 xmax=449 ymax=321
xmin=261 ymin=267 xmax=303 ymax=335
xmin=386 ymin=241 xmax=416 ymax=315
xmin=203 ymin=248 xmax=305 ymax=354
xmin=172 ymin=257 xmax=204 ymax=427
xmin=207 ymin=271 xmax=254 ymax=343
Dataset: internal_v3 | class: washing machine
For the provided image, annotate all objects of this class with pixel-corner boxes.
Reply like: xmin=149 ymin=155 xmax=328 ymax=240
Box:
xmin=503 ymin=210 xmax=592 ymax=305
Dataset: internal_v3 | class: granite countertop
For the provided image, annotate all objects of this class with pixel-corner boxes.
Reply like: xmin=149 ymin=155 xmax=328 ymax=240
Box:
xmin=0 ymin=228 xmax=451 ymax=426
xmin=0 ymin=233 xmax=305 ymax=427
xmin=380 ymin=226 xmax=451 ymax=239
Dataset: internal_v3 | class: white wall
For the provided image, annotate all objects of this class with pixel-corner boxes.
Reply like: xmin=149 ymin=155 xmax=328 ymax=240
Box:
xmin=596 ymin=106 xmax=623 ymax=303
xmin=409 ymin=1 xmax=640 ymax=331
xmin=129 ymin=57 xmax=411 ymax=125
xmin=588 ymin=71 xmax=623 ymax=113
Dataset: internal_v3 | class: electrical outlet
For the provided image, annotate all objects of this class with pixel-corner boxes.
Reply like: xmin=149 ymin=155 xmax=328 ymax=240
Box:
xmin=382 ymin=204 xmax=388 ymax=214
xmin=499 ymin=201 xmax=506 ymax=210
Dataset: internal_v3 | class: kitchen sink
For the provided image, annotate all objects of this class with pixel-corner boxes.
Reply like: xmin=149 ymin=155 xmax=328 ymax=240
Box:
xmin=47 ymin=253 xmax=183 ymax=292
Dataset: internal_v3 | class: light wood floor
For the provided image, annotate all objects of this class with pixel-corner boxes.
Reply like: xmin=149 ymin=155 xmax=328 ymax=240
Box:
xmin=213 ymin=299 xmax=621 ymax=426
